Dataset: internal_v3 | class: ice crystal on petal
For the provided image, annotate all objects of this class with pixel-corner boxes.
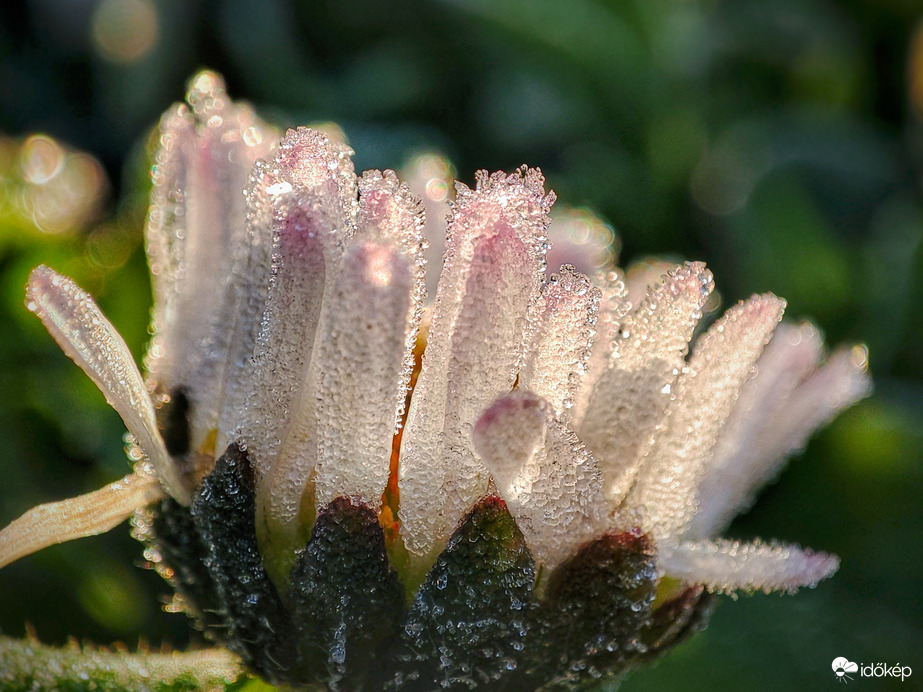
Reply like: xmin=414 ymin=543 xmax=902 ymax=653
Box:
xmin=272 ymin=127 xmax=358 ymax=239
xmin=630 ymin=294 xmax=785 ymax=539
xmin=521 ymin=264 xmax=601 ymax=421
xmin=473 ymin=391 xmax=606 ymax=571
xmin=354 ymin=169 xmax=427 ymax=428
xmin=579 ymin=262 xmax=714 ymax=507
xmin=568 ymin=268 xmax=630 ymax=429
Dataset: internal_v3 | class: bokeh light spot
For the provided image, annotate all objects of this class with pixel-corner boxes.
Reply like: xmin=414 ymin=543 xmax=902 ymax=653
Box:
xmin=5 ymin=133 xmax=108 ymax=235
xmin=91 ymin=0 xmax=159 ymax=65
xmin=21 ymin=135 xmax=64 ymax=185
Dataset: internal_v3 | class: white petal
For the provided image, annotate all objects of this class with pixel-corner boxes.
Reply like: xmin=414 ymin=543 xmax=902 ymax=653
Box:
xmin=312 ymin=243 xmax=413 ymax=509
xmin=355 ymin=169 xmax=427 ymax=427
xmin=520 ymin=265 xmax=601 ymax=421
xmin=659 ymin=538 xmax=840 ymax=594
xmin=568 ymin=269 xmax=630 ymax=428
xmin=473 ymin=391 xmax=606 ymax=571
xmin=0 ymin=470 xmax=164 ymax=569
xmin=145 ymin=71 xmax=276 ymax=454
xmin=26 ymin=267 xmax=188 ymax=503
xmin=398 ymin=167 xmax=554 ymax=559
xmin=578 ymin=262 xmax=715 ymax=507
xmin=568 ymin=268 xmax=630 ymax=429
xmin=629 ymin=295 xmax=785 ymax=538
xmin=690 ymin=333 xmax=871 ymax=538
xmin=313 ymin=174 xmax=425 ymax=508
xmin=687 ymin=322 xmax=822 ymax=537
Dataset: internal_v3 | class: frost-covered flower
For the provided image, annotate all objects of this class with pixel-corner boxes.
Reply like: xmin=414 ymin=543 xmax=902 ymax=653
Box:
xmin=0 ymin=72 xmax=871 ymax=690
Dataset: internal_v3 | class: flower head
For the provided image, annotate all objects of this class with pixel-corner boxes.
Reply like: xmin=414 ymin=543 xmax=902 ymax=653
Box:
xmin=0 ymin=72 xmax=871 ymax=690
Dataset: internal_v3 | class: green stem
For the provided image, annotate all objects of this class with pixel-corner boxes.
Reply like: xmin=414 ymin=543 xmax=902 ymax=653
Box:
xmin=0 ymin=635 xmax=245 ymax=691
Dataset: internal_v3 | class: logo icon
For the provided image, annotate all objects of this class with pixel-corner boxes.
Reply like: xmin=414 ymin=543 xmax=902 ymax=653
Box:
xmin=833 ymin=657 xmax=859 ymax=683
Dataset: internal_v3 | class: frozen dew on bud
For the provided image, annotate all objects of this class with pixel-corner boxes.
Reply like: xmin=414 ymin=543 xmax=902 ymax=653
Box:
xmin=0 ymin=71 xmax=873 ymax=691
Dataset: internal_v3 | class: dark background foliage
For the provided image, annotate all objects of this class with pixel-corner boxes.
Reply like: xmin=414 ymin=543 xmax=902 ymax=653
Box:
xmin=0 ymin=1 xmax=921 ymax=689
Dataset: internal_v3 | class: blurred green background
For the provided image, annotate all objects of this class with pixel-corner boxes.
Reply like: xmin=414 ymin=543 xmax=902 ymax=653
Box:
xmin=0 ymin=0 xmax=921 ymax=690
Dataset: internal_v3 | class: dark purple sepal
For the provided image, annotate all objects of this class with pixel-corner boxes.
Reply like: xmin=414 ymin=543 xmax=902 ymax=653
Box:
xmin=521 ymin=530 xmax=658 ymax=690
xmin=143 ymin=497 xmax=225 ymax=634
xmin=379 ymin=496 xmax=536 ymax=691
xmin=192 ymin=443 xmax=299 ymax=685
xmin=288 ymin=496 xmax=405 ymax=691
xmin=638 ymin=585 xmax=716 ymax=661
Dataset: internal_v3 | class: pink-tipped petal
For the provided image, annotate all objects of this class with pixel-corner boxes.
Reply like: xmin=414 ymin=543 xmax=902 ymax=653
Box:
xmin=236 ymin=189 xmax=333 ymax=484
xmin=473 ymin=391 xmax=607 ymax=571
xmin=659 ymin=538 xmax=840 ymax=594
xmin=230 ymin=131 xmax=360 ymax=555
xmin=398 ymin=167 xmax=554 ymax=559
xmin=629 ymin=294 xmax=786 ymax=538
xmin=26 ymin=266 xmax=187 ymax=503
xmin=691 ymin=334 xmax=871 ymax=538
xmin=356 ymin=169 xmax=428 ymax=424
